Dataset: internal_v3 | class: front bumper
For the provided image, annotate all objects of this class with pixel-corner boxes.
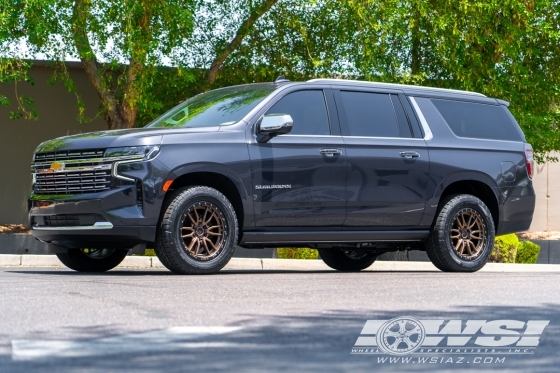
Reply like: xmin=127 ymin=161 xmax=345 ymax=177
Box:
xmin=29 ymin=185 xmax=158 ymax=249
xmin=31 ymin=224 xmax=156 ymax=249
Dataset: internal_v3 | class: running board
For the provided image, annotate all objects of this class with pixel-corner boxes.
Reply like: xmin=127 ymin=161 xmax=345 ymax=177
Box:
xmin=240 ymin=230 xmax=430 ymax=245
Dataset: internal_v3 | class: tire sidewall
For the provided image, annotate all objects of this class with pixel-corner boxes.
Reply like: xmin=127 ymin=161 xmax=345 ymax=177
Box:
xmin=440 ymin=197 xmax=495 ymax=270
xmin=166 ymin=189 xmax=237 ymax=271
xmin=57 ymin=248 xmax=128 ymax=272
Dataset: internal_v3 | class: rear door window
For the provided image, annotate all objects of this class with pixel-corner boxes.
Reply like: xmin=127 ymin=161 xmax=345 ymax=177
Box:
xmin=431 ymin=99 xmax=522 ymax=141
xmin=340 ymin=91 xmax=401 ymax=138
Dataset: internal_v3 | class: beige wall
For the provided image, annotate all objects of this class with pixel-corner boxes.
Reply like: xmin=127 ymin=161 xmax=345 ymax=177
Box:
xmin=0 ymin=64 xmax=106 ymax=224
xmin=529 ymin=153 xmax=560 ymax=232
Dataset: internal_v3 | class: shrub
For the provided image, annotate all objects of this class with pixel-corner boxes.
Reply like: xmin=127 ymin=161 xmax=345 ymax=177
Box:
xmin=516 ymin=240 xmax=540 ymax=264
xmin=490 ymin=234 xmax=519 ymax=263
xmin=137 ymin=248 xmax=156 ymax=256
xmin=277 ymin=247 xmax=318 ymax=260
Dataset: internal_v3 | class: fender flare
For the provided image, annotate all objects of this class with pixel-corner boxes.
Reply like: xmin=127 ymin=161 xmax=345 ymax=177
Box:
xmin=430 ymin=171 xmax=500 ymax=205
xmin=164 ymin=162 xmax=249 ymax=201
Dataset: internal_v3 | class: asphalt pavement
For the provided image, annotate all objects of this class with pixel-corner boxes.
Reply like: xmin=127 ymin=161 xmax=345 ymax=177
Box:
xmin=0 ymin=265 xmax=559 ymax=372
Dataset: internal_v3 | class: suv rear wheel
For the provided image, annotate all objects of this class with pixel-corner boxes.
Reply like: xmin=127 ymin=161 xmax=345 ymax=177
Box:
xmin=426 ymin=194 xmax=495 ymax=272
xmin=319 ymin=249 xmax=378 ymax=272
xmin=155 ymin=186 xmax=238 ymax=274
xmin=56 ymin=248 xmax=128 ymax=272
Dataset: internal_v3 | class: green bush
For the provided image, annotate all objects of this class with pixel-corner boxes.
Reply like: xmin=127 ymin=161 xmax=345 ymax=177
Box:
xmin=516 ymin=240 xmax=540 ymax=264
xmin=277 ymin=247 xmax=318 ymax=260
xmin=490 ymin=234 xmax=519 ymax=263
xmin=490 ymin=234 xmax=540 ymax=263
xmin=144 ymin=249 xmax=156 ymax=256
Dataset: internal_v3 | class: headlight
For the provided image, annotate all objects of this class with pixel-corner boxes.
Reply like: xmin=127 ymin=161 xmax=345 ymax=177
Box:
xmin=104 ymin=146 xmax=160 ymax=160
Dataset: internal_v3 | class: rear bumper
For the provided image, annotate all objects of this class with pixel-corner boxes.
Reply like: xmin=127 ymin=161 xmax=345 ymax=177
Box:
xmin=497 ymin=191 xmax=535 ymax=236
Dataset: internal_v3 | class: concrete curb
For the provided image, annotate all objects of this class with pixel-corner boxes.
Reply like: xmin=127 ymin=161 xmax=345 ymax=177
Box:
xmin=1 ymin=255 xmax=560 ymax=272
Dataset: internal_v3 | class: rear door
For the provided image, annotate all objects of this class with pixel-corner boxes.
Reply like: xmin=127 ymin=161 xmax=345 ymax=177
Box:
xmin=333 ymin=88 xmax=430 ymax=227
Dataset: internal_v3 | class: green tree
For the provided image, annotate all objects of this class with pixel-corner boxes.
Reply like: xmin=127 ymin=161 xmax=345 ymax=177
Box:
xmin=0 ymin=0 xmax=279 ymax=129
xmin=345 ymin=0 xmax=560 ymax=161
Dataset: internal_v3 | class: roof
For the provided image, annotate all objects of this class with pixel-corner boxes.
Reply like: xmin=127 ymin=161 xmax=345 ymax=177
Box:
xmin=306 ymin=78 xmax=486 ymax=98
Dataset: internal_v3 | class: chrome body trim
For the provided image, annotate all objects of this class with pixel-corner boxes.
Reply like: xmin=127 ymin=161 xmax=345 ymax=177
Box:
xmin=32 ymin=222 xmax=114 ymax=231
xmin=112 ymin=159 xmax=143 ymax=182
xmin=409 ymin=97 xmax=434 ymax=141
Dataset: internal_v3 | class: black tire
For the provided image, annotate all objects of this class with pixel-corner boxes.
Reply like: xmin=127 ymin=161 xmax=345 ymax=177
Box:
xmin=155 ymin=186 xmax=238 ymax=274
xmin=318 ymin=249 xmax=378 ymax=272
xmin=426 ymin=194 xmax=495 ymax=272
xmin=56 ymin=248 xmax=128 ymax=272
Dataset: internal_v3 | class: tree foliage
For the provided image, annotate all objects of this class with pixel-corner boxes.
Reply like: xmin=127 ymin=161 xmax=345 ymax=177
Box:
xmin=342 ymin=0 xmax=560 ymax=161
xmin=1 ymin=0 xmax=559 ymax=160
xmin=0 ymin=0 xmax=279 ymax=129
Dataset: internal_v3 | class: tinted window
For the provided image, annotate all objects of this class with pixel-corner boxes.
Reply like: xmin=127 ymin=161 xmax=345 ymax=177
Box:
xmin=266 ymin=90 xmax=330 ymax=135
xmin=340 ymin=91 xmax=400 ymax=137
xmin=391 ymin=95 xmax=412 ymax=138
xmin=431 ymin=99 xmax=522 ymax=141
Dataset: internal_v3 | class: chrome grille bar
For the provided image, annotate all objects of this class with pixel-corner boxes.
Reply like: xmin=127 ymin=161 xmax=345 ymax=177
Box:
xmin=31 ymin=149 xmax=145 ymax=195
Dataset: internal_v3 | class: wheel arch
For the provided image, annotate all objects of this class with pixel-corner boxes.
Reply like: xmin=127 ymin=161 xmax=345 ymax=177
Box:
xmin=433 ymin=174 xmax=500 ymax=233
xmin=162 ymin=163 xmax=250 ymax=238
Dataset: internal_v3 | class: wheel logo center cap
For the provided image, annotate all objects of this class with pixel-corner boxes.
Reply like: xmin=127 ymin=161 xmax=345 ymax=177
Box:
xmin=195 ymin=227 xmax=205 ymax=236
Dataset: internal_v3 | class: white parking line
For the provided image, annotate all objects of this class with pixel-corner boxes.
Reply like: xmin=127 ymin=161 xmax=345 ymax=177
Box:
xmin=12 ymin=326 xmax=243 ymax=360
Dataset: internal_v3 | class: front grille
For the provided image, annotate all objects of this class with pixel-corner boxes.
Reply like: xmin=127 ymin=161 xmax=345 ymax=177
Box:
xmin=34 ymin=168 xmax=112 ymax=194
xmin=34 ymin=149 xmax=105 ymax=162
xmin=33 ymin=214 xmax=107 ymax=227
xmin=44 ymin=215 xmax=80 ymax=226
xmin=32 ymin=149 xmax=113 ymax=195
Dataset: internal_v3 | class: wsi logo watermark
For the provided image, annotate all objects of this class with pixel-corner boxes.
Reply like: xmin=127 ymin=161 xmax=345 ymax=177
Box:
xmin=351 ymin=317 xmax=549 ymax=364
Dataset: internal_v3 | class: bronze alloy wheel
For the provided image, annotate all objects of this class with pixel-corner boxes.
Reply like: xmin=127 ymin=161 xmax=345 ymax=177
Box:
xmin=180 ymin=201 xmax=227 ymax=261
xmin=450 ymin=208 xmax=486 ymax=260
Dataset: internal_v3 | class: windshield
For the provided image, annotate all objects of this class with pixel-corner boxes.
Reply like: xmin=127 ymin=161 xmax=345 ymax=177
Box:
xmin=146 ymin=84 xmax=276 ymax=128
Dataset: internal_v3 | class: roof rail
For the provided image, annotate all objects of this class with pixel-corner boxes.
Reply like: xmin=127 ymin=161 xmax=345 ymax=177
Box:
xmin=306 ymin=78 xmax=486 ymax=97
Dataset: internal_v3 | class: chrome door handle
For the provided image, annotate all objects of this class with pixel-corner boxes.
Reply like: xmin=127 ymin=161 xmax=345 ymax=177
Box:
xmin=320 ymin=149 xmax=342 ymax=157
xmin=400 ymin=151 xmax=420 ymax=159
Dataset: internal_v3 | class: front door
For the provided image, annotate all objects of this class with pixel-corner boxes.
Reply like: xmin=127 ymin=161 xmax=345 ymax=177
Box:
xmin=249 ymin=89 xmax=347 ymax=227
xmin=333 ymin=89 xmax=430 ymax=227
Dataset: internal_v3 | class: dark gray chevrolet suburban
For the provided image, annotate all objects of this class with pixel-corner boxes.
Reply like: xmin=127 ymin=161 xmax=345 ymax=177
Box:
xmin=29 ymin=78 xmax=536 ymax=274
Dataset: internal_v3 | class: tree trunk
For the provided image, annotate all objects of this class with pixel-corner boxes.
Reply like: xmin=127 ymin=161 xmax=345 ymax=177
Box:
xmin=207 ymin=0 xmax=279 ymax=85
xmin=410 ymin=7 xmax=421 ymax=75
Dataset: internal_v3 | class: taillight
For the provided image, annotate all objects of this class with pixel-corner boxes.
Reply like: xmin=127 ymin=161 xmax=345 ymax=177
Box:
xmin=524 ymin=143 xmax=534 ymax=179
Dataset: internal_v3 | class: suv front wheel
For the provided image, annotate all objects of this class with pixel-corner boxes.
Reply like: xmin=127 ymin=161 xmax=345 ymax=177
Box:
xmin=426 ymin=194 xmax=495 ymax=272
xmin=155 ymin=186 xmax=238 ymax=275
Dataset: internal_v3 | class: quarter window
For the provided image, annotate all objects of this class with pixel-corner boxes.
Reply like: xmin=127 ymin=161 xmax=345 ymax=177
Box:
xmin=340 ymin=91 xmax=400 ymax=137
xmin=431 ymin=99 xmax=522 ymax=141
xmin=266 ymin=90 xmax=331 ymax=135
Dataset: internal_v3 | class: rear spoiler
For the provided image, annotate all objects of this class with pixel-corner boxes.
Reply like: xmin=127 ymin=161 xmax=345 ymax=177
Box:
xmin=496 ymin=99 xmax=510 ymax=107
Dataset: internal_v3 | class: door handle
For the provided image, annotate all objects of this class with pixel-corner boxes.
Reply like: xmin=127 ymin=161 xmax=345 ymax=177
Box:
xmin=399 ymin=151 xmax=420 ymax=159
xmin=320 ymin=148 xmax=342 ymax=157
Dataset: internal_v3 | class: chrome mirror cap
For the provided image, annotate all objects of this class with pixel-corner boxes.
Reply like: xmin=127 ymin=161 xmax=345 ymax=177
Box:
xmin=257 ymin=114 xmax=293 ymax=143
xmin=259 ymin=114 xmax=293 ymax=133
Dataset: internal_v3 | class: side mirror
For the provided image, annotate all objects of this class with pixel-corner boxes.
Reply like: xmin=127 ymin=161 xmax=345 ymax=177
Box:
xmin=257 ymin=114 xmax=293 ymax=143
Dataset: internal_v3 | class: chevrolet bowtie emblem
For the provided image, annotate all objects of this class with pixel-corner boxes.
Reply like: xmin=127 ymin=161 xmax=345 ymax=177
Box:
xmin=40 ymin=161 xmax=65 ymax=173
